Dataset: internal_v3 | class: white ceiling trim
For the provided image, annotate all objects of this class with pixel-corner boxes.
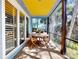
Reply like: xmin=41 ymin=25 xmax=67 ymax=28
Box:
xmin=17 ymin=0 xmax=31 ymax=16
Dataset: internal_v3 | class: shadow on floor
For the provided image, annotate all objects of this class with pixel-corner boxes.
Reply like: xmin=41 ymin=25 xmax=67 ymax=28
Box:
xmin=15 ymin=46 xmax=68 ymax=59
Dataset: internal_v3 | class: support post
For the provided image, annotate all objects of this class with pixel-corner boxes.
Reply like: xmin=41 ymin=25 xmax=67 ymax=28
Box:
xmin=17 ymin=10 xmax=20 ymax=46
xmin=0 ymin=0 xmax=6 ymax=59
xmin=61 ymin=0 xmax=67 ymax=54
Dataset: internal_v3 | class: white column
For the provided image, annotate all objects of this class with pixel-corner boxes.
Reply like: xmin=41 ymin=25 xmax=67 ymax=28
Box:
xmin=17 ymin=10 xmax=20 ymax=46
xmin=24 ymin=16 xmax=27 ymax=40
xmin=0 ymin=0 xmax=6 ymax=59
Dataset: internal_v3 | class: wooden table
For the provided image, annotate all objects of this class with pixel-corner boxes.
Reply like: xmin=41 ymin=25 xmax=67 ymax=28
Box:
xmin=30 ymin=33 xmax=50 ymax=48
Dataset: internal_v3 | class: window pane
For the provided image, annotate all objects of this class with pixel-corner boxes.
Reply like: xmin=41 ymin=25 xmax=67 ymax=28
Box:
xmin=49 ymin=3 xmax=62 ymax=49
xmin=66 ymin=0 xmax=78 ymax=59
xmin=5 ymin=0 xmax=17 ymax=54
xmin=20 ymin=12 xmax=25 ymax=44
xmin=32 ymin=18 xmax=47 ymax=32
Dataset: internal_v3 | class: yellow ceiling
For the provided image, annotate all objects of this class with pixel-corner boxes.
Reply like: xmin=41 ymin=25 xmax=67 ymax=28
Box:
xmin=22 ymin=0 xmax=57 ymax=16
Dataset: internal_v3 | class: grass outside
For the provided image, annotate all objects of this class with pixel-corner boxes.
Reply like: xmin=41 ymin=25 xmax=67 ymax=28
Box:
xmin=66 ymin=47 xmax=78 ymax=59
xmin=66 ymin=40 xmax=78 ymax=59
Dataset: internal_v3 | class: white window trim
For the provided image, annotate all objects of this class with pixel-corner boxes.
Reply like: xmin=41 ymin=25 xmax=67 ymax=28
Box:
xmin=0 ymin=0 xmax=6 ymax=59
xmin=17 ymin=10 xmax=20 ymax=46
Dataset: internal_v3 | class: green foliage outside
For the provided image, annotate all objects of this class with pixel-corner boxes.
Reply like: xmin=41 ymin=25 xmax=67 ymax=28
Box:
xmin=66 ymin=40 xmax=78 ymax=59
xmin=52 ymin=36 xmax=78 ymax=59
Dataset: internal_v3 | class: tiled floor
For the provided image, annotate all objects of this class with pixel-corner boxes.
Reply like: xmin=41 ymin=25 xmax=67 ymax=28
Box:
xmin=14 ymin=40 xmax=68 ymax=59
xmin=15 ymin=47 xmax=65 ymax=59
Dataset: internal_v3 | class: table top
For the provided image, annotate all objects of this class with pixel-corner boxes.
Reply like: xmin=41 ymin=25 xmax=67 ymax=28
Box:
xmin=31 ymin=32 xmax=49 ymax=38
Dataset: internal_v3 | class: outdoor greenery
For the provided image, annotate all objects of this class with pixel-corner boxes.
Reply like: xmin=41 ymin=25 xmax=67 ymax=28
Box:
xmin=67 ymin=47 xmax=78 ymax=59
xmin=66 ymin=40 xmax=78 ymax=59
xmin=32 ymin=18 xmax=47 ymax=32
xmin=49 ymin=0 xmax=78 ymax=59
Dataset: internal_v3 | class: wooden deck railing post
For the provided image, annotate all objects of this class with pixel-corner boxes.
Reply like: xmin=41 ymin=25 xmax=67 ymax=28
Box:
xmin=61 ymin=0 xmax=67 ymax=55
